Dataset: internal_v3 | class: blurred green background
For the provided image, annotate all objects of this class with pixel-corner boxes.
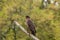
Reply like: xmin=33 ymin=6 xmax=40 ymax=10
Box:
xmin=0 ymin=0 xmax=60 ymax=40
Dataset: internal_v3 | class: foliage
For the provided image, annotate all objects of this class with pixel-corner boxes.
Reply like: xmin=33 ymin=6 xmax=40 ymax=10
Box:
xmin=0 ymin=0 xmax=60 ymax=40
